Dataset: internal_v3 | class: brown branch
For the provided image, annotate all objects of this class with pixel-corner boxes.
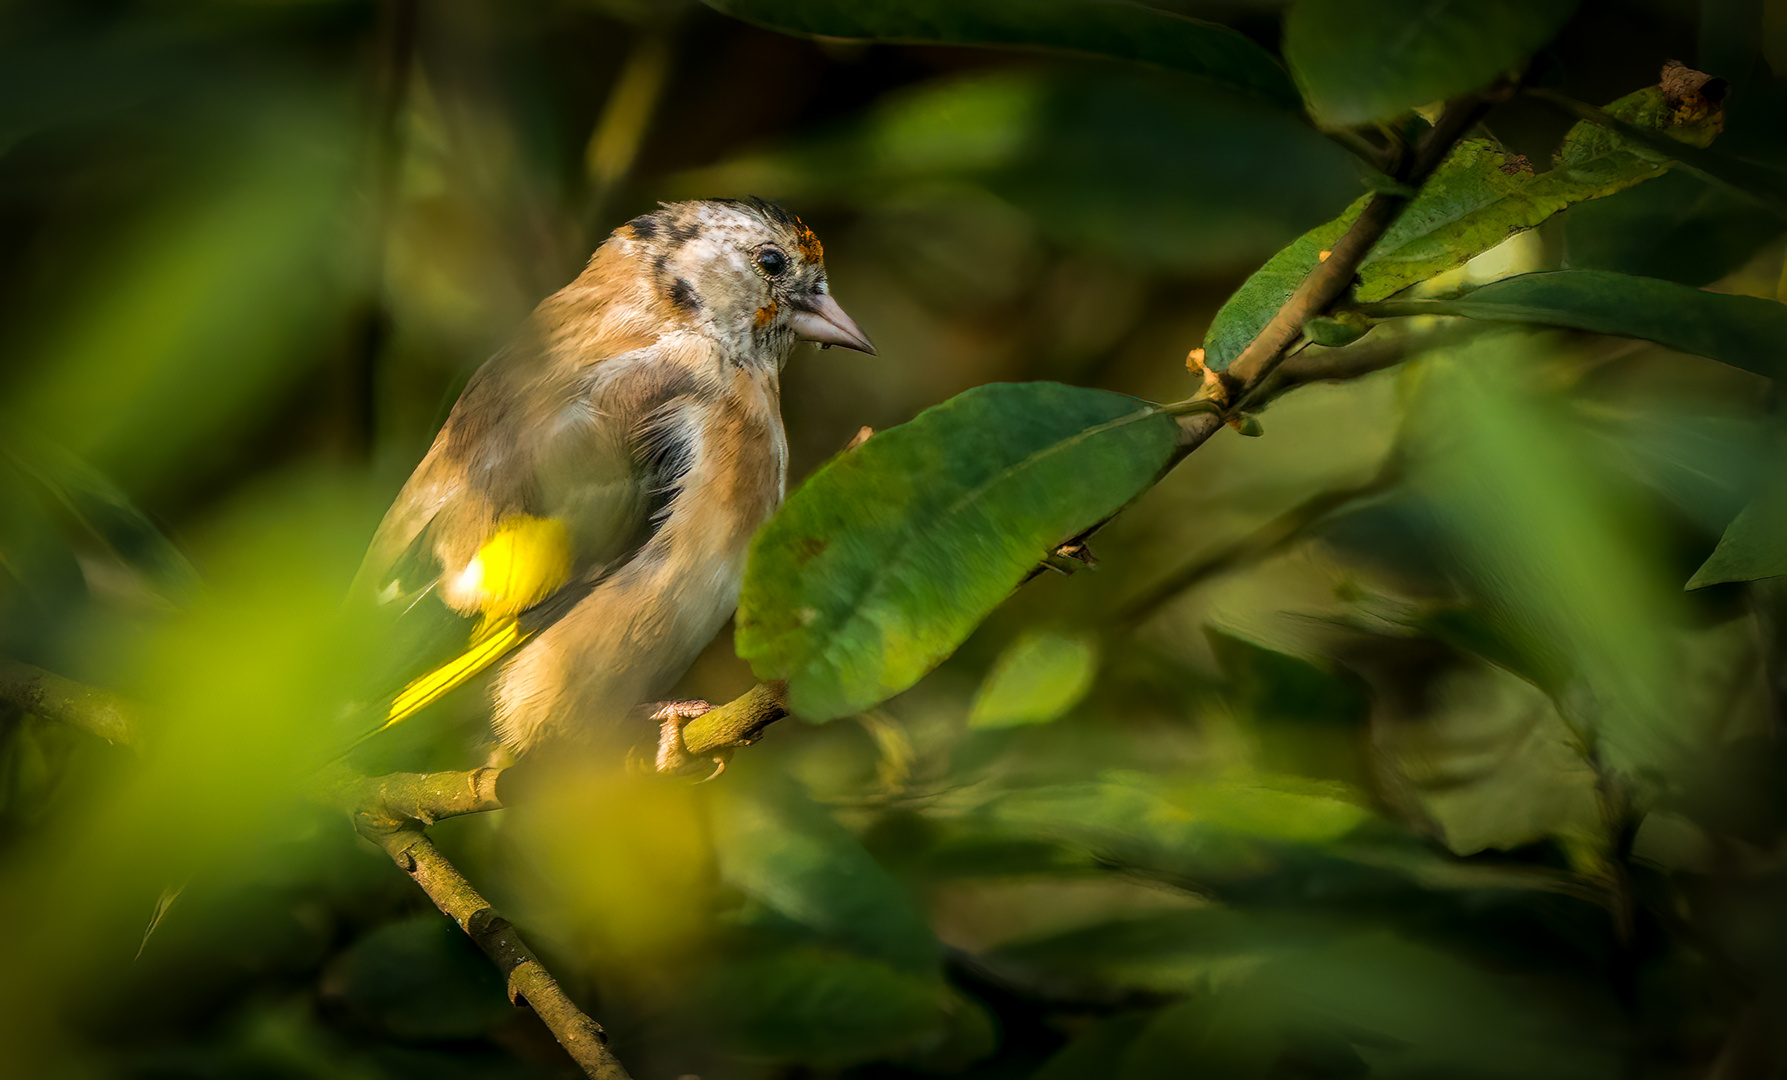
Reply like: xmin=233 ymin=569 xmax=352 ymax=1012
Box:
xmin=0 ymin=658 xmax=138 ymax=747
xmin=354 ymin=813 xmax=631 ymax=1080
xmin=682 ymin=679 xmax=788 ymax=755
xmin=1187 ymin=88 xmax=1505 ymax=451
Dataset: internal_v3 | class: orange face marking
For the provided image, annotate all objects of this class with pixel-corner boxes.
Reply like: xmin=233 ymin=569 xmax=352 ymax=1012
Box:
xmin=793 ymin=216 xmax=823 ymax=263
xmin=754 ymin=298 xmax=779 ymax=327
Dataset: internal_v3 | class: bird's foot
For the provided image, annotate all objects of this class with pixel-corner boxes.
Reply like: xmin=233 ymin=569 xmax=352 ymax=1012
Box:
xmin=649 ymin=699 xmax=730 ymax=781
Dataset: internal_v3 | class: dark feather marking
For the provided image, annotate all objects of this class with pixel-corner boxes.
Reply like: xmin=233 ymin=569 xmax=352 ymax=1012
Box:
xmin=668 ymin=277 xmax=699 ymax=313
xmin=667 ymin=217 xmax=700 ymax=243
xmin=627 ymin=214 xmax=658 ymax=240
xmin=637 ymin=410 xmax=698 ymax=525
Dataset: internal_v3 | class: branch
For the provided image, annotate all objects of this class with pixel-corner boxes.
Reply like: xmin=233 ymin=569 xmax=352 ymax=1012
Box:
xmin=0 ymin=658 xmax=138 ymax=747
xmin=656 ymin=680 xmax=790 ymax=775
xmin=355 ymin=813 xmax=632 ymax=1080
xmin=1112 ymin=461 xmax=1402 ymax=629
xmin=1183 ymin=88 xmax=1504 ymax=456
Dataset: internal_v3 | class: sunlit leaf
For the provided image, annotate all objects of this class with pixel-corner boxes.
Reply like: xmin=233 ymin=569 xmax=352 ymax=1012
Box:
xmin=1202 ymin=83 xmax=1727 ymax=369
xmin=700 ymin=0 xmax=1300 ymax=109
xmin=1356 ymin=87 xmax=1725 ymax=301
xmin=969 ymin=628 xmax=1099 ymax=729
xmin=1284 ymin=0 xmax=1577 ymax=127
xmin=1367 ymin=271 xmax=1787 ymax=379
xmin=737 ymin=383 xmax=1179 ymax=721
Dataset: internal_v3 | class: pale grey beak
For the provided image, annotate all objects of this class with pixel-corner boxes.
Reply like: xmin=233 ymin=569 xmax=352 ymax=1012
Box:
xmin=789 ymin=291 xmax=876 ymax=355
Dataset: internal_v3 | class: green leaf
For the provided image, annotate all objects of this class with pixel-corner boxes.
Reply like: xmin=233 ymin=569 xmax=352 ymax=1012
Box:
xmin=1356 ymin=87 xmax=1726 ymax=301
xmin=715 ymin=775 xmax=939 ymax=970
xmin=1202 ymin=83 xmax=1728 ymax=369
xmin=1284 ymin=0 xmax=1577 ymax=127
xmin=326 ymin=915 xmax=513 ymax=1041
xmin=969 ymin=628 xmax=1099 ymax=729
xmin=700 ymin=0 xmax=1299 ymax=110
xmin=706 ymin=948 xmax=957 ymax=1067
xmin=1688 ymin=469 xmax=1787 ymax=588
xmin=738 ymin=383 xmax=1179 ymax=721
xmin=681 ymin=68 xmax=1362 ymax=276
xmin=1563 ymin=170 xmax=1786 ymax=286
xmin=1366 ymin=271 xmax=1787 ymax=380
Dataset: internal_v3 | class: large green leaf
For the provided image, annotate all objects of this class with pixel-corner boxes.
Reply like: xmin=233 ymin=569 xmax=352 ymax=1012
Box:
xmin=737 ymin=383 xmax=1178 ymax=721
xmin=1284 ymin=0 xmax=1576 ymax=127
xmin=1688 ymin=468 xmax=1787 ymax=588
xmin=700 ymin=0 xmax=1299 ymax=110
xmin=715 ymin=775 xmax=939 ymax=970
xmin=1201 ymin=84 xmax=1726 ymax=369
xmin=1365 ymin=271 xmax=1787 ymax=380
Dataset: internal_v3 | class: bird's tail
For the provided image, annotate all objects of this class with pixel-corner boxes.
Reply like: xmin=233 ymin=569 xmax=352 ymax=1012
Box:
xmin=378 ymin=615 xmax=534 ymax=733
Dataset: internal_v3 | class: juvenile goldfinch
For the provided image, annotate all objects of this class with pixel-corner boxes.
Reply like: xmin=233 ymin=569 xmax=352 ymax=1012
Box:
xmin=353 ymin=198 xmax=873 ymax=755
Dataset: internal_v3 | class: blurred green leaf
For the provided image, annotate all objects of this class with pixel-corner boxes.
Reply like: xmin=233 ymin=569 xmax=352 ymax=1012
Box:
xmin=716 ymin=774 xmax=939 ymax=970
xmin=1688 ymin=465 xmax=1787 ymax=588
xmin=706 ymin=948 xmax=957 ymax=1067
xmin=1368 ymin=271 xmax=1787 ymax=379
xmin=1563 ymin=170 xmax=1786 ymax=285
xmin=1407 ymin=336 xmax=1690 ymax=774
xmin=1203 ymin=84 xmax=1727 ymax=369
xmin=700 ymin=0 xmax=1300 ymax=109
xmin=738 ymin=383 xmax=1178 ymax=721
xmin=4 ymin=441 xmax=198 ymax=603
xmin=326 ymin=915 xmax=512 ymax=1041
xmin=1 ymin=105 xmax=357 ymax=495
xmin=969 ymin=628 xmax=1099 ymax=729
xmin=991 ymin=907 xmax=1347 ymax=996
xmin=1033 ymin=1013 xmax=1154 ymax=1080
xmin=684 ymin=69 xmax=1362 ymax=275
xmin=1284 ymin=0 xmax=1576 ymax=127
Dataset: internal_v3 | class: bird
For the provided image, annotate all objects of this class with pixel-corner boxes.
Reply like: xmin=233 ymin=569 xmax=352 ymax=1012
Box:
xmin=349 ymin=198 xmax=873 ymax=764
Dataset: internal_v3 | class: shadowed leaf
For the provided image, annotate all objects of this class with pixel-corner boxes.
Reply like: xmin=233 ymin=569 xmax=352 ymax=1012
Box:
xmin=1284 ymin=0 xmax=1576 ymax=127
xmin=1367 ymin=271 xmax=1787 ymax=379
xmin=700 ymin=0 xmax=1299 ymax=109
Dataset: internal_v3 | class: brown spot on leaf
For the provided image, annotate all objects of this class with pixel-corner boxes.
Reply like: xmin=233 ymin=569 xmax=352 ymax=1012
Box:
xmin=793 ymin=537 xmax=829 ymax=566
xmin=1498 ymin=154 xmax=1534 ymax=175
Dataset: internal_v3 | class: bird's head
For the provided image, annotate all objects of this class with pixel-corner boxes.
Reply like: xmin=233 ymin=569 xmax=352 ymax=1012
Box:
xmin=618 ymin=198 xmax=875 ymax=367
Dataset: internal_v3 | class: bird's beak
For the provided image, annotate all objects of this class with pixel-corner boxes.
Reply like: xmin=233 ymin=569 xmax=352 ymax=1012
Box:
xmin=789 ymin=291 xmax=876 ymax=355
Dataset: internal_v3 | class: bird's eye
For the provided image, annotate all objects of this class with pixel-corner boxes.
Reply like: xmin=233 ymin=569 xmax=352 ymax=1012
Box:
xmin=755 ymin=246 xmax=788 ymax=276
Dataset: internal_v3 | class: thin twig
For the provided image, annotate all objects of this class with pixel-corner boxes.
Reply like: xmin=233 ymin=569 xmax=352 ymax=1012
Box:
xmin=1112 ymin=462 xmax=1402 ymax=629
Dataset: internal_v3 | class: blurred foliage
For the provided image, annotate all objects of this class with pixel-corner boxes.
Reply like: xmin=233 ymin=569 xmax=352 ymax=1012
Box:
xmin=0 ymin=1 xmax=1786 ymax=1079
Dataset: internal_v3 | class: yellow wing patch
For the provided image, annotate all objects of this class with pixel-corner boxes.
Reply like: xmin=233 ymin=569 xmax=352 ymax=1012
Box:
xmin=382 ymin=514 xmax=575 ymax=730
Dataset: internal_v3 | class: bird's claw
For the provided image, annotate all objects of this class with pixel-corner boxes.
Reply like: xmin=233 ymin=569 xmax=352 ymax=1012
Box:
xmin=648 ymin=699 xmax=729 ymax=780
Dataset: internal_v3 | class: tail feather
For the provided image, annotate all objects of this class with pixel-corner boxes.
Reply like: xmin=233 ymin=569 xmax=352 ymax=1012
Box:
xmin=381 ymin=617 xmax=532 ymax=730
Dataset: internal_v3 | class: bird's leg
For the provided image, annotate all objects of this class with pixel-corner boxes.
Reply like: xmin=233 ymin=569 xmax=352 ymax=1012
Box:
xmin=648 ymin=699 xmax=730 ymax=780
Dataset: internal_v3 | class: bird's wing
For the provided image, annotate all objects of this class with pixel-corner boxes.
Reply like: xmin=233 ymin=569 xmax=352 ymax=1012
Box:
xmin=350 ymin=344 xmax=702 ymax=737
